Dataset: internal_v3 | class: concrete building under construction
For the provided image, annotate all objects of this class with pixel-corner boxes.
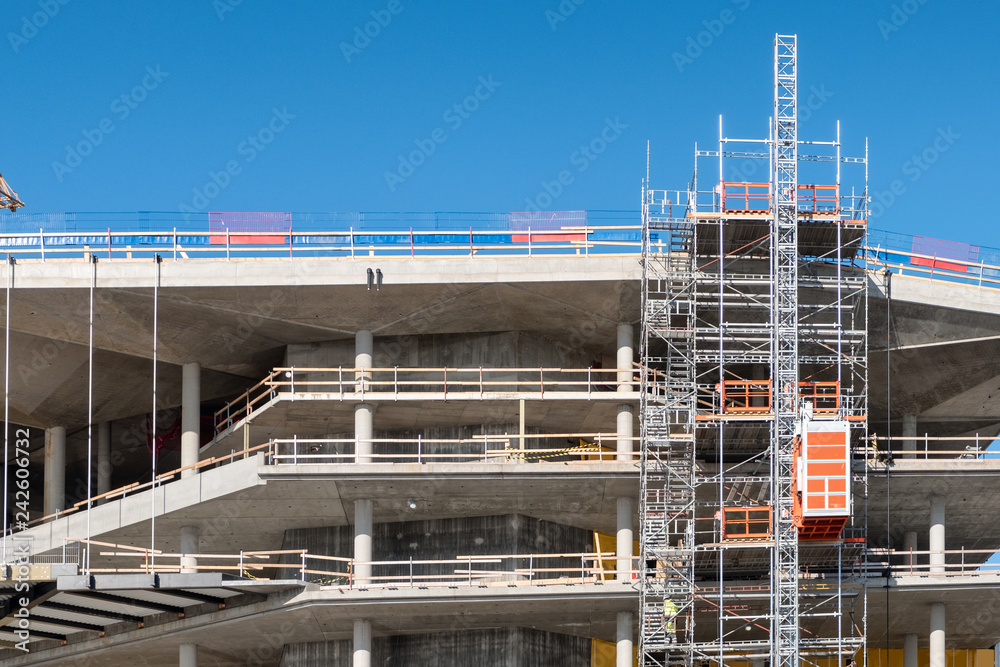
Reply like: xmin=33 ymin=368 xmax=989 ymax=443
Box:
xmin=0 ymin=33 xmax=999 ymax=667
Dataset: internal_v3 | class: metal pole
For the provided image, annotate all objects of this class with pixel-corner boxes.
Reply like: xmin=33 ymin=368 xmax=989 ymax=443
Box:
xmin=150 ymin=255 xmax=161 ymax=570
xmin=86 ymin=254 xmax=95 ymax=571
xmin=2 ymin=258 xmax=9 ymax=559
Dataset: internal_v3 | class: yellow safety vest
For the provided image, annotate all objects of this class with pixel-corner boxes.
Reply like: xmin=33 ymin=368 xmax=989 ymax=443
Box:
xmin=664 ymin=600 xmax=678 ymax=633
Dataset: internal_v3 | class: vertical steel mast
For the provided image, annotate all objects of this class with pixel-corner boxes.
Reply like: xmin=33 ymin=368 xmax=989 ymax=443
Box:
xmin=770 ymin=33 xmax=800 ymax=667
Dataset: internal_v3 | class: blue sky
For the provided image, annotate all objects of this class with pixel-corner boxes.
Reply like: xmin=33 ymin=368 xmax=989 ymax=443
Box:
xmin=3 ymin=0 xmax=998 ymax=244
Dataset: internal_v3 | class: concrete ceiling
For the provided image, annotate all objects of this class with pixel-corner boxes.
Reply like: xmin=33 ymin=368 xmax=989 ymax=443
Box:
xmin=866 ymin=577 xmax=1000 ymax=648
xmin=869 ymin=275 xmax=1000 ymax=438
xmin=205 ymin=395 xmax=639 ymax=457
xmin=26 ymin=457 xmax=640 ymax=566
xmin=864 ymin=461 xmax=1000 ymax=554
xmin=1 ymin=256 xmax=641 ymax=432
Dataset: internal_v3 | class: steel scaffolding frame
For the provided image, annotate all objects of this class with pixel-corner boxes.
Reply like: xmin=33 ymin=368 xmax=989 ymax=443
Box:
xmin=640 ymin=185 xmax=698 ymax=667
xmin=640 ymin=33 xmax=868 ymax=667
xmin=772 ymin=34 xmax=801 ymax=667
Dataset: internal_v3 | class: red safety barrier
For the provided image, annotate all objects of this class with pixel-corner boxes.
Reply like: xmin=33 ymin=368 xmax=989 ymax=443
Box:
xmin=721 ymin=183 xmax=770 ymax=212
xmin=209 ymin=212 xmax=291 ymax=245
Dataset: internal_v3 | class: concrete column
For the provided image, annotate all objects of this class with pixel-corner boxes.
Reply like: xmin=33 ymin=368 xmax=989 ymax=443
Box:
xmin=904 ymin=632 xmax=918 ymax=667
xmin=181 ymin=362 xmax=201 ymax=479
xmin=97 ymin=421 xmax=111 ymax=497
xmin=353 ymin=618 xmax=371 ymax=667
xmin=355 ymin=331 xmax=374 ymax=464
xmin=354 ymin=498 xmax=373 ymax=588
xmin=929 ymin=602 xmax=945 ymax=667
xmin=617 ymin=497 xmax=633 ymax=580
xmin=930 ymin=496 xmax=945 ymax=574
xmin=904 ymin=531 xmax=918 ymax=570
xmin=355 ymin=404 xmax=373 ymax=464
xmin=43 ymin=426 xmax=66 ymax=516
xmin=617 ymin=405 xmax=633 ymax=461
xmin=616 ymin=324 xmax=634 ymax=387
xmin=180 ymin=525 xmax=200 ymax=574
xmin=616 ymin=610 xmax=633 ymax=667
xmin=356 ymin=330 xmax=373 ymax=370
xmin=617 ymin=323 xmax=634 ymax=460
xmin=179 ymin=643 xmax=197 ymax=667
xmin=902 ymin=414 xmax=917 ymax=458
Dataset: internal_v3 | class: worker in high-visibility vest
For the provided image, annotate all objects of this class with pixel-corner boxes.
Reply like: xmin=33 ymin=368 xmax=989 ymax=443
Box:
xmin=663 ymin=599 xmax=678 ymax=644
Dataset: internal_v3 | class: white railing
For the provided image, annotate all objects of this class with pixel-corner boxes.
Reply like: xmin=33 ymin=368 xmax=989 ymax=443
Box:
xmin=0 ymin=225 xmax=643 ymax=262
xmin=215 ymin=366 xmax=640 ymax=434
xmin=15 ymin=432 xmax=634 ymax=532
xmin=870 ymin=547 xmax=1000 ymax=577
xmin=67 ymin=539 xmax=623 ymax=589
xmin=865 ymin=244 xmax=1000 ymax=290
xmin=864 ymin=435 xmax=1000 ymax=462
xmin=270 ymin=434 xmax=637 ymax=465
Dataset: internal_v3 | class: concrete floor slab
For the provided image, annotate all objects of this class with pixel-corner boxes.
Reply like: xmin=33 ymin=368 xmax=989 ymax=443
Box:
xmin=0 ymin=581 xmax=638 ymax=666
xmin=865 ymin=574 xmax=1000 ymax=647
xmin=18 ymin=458 xmax=639 ymax=570
xmin=864 ymin=460 xmax=1000 ymax=555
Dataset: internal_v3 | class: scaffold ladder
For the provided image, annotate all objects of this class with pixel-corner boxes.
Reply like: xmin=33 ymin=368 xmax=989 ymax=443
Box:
xmin=640 ymin=193 xmax=697 ymax=667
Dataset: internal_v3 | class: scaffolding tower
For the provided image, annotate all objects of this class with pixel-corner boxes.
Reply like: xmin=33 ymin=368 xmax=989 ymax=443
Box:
xmin=640 ymin=34 xmax=869 ymax=667
xmin=771 ymin=34 xmax=801 ymax=667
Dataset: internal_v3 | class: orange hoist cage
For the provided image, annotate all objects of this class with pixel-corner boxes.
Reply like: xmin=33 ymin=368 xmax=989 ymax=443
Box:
xmin=792 ymin=420 xmax=851 ymax=541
